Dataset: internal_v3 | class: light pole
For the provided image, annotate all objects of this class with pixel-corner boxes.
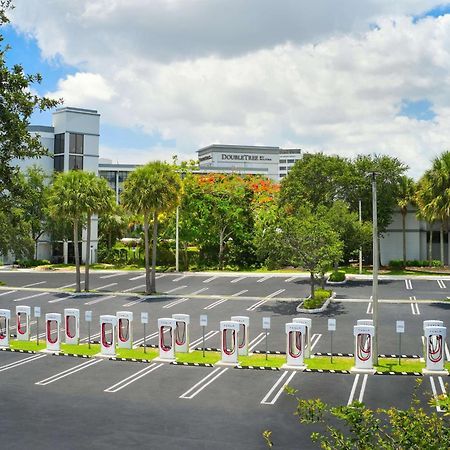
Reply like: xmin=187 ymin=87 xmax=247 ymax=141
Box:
xmin=359 ymin=199 xmax=362 ymax=275
xmin=175 ymin=171 xmax=186 ymax=272
xmin=370 ymin=172 xmax=379 ymax=365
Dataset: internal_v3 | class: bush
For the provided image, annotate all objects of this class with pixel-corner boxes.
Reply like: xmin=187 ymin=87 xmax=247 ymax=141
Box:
xmin=16 ymin=259 xmax=50 ymax=268
xmin=389 ymin=259 xmax=404 ymax=269
xmin=303 ymin=288 xmax=332 ymax=309
xmin=404 ymin=259 xmax=443 ymax=268
xmin=328 ymin=270 xmax=345 ymax=282
xmin=431 ymin=259 xmax=443 ymax=267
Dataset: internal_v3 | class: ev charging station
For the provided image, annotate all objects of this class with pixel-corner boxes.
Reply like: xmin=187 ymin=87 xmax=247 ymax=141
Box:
xmin=100 ymin=315 xmax=117 ymax=356
xmin=424 ymin=325 xmax=447 ymax=372
xmin=285 ymin=322 xmax=306 ymax=367
xmin=220 ymin=321 xmax=240 ymax=364
xmin=64 ymin=308 xmax=80 ymax=345
xmin=293 ymin=318 xmax=312 ymax=358
xmin=0 ymin=309 xmax=11 ymax=347
xmin=172 ymin=313 xmax=190 ymax=353
xmin=357 ymin=319 xmax=373 ymax=327
xmin=353 ymin=324 xmax=374 ymax=370
xmin=45 ymin=313 xmax=62 ymax=352
xmin=16 ymin=306 xmax=31 ymax=341
xmin=230 ymin=316 xmax=250 ymax=356
xmin=117 ymin=311 xmax=133 ymax=349
xmin=158 ymin=318 xmax=176 ymax=361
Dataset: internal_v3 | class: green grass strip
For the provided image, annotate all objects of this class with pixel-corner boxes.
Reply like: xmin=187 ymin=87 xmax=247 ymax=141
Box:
xmin=60 ymin=343 xmax=100 ymax=356
xmin=238 ymin=354 xmax=285 ymax=368
xmin=176 ymin=351 xmax=221 ymax=364
xmin=10 ymin=340 xmax=47 ymax=351
xmin=306 ymin=356 xmax=354 ymax=371
xmin=376 ymin=358 xmax=425 ymax=373
xmin=115 ymin=347 xmax=159 ymax=360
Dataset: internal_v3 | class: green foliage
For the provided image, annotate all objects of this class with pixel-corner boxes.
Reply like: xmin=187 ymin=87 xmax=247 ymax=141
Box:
xmin=16 ymin=258 xmax=50 ymax=268
xmin=328 ymin=270 xmax=346 ymax=282
xmin=303 ymin=288 xmax=332 ymax=309
xmin=392 ymin=259 xmax=443 ymax=268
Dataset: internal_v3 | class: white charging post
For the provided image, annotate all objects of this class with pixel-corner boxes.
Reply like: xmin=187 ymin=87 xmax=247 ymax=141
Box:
xmin=0 ymin=309 xmax=11 ymax=348
xmin=16 ymin=306 xmax=31 ymax=341
xmin=34 ymin=306 xmax=41 ymax=346
xmin=220 ymin=320 xmax=239 ymax=365
xmin=141 ymin=312 xmax=148 ymax=353
xmin=172 ymin=313 xmax=190 ymax=353
xmin=45 ymin=313 xmax=61 ymax=352
xmin=230 ymin=316 xmax=250 ymax=356
xmin=200 ymin=314 xmax=208 ymax=357
xmin=293 ymin=318 xmax=312 ymax=358
xmin=158 ymin=318 xmax=176 ymax=361
xmin=85 ymin=311 xmax=92 ymax=349
xmin=424 ymin=325 xmax=447 ymax=372
xmin=64 ymin=308 xmax=80 ymax=345
xmin=262 ymin=317 xmax=271 ymax=360
xmin=117 ymin=311 xmax=133 ymax=349
xmin=328 ymin=318 xmax=336 ymax=363
xmin=353 ymin=324 xmax=375 ymax=370
xmin=357 ymin=319 xmax=373 ymax=326
xmin=422 ymin=320 xmax=443 ymax=358
xmin=396 ymin=320 xmax=405 ymax=365
xmin=285 ymin=322 xmax=306 ymax=368
xmin=100 ymin=315 xmax=117 ymax=356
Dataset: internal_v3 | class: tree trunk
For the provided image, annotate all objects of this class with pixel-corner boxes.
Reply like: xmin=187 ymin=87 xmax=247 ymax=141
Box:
xmin=84 ymin=214 xmax=91 ymax=292
xmin=402 ymin=212 xmax=406 ymax=266
xmin=143 ymin=213 xmax=151 ymax=295
xmin=74 ymin=221 xmax=81 ymax=293
xmin=428 ymin=224 xmax=433 ymax=265
xmin=440 ymin=222 xmax=444 ymax=266
xmin=151 ymin=211 xmax=158 ymax=294
xmin=218 ymin=229 xmax=225 ymax=270
xmin=310 ymin=272 xmax=315 ymax=299
xmin=34 ymin=239 xmax=38 ymax=260
xmin=183 ymin=243 xmax=189 ymax=271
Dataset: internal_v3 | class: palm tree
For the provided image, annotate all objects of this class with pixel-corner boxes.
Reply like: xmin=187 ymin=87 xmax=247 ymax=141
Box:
xmin=121 ymin=162 xmax=181 ymax=294
xmin=48 ymin=171 xmax=91 ymax=292
xmin=396 ymin=176 xmax=415 ymax=266
xmin=84 ymin=175 xmax=115 ymax=292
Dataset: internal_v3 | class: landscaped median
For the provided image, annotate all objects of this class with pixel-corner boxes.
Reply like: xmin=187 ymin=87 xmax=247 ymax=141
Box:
xmin=5 ymin=341 xmax=449 ymax=374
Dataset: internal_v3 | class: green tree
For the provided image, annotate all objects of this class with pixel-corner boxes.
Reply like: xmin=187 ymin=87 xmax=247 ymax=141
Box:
xmin=396 ymin=176 xmax=416 ymax=265
xmin=98 ymin=204 xmax=129 ymax=251
xmin=122 ymin=162 xmax=181 ymax=294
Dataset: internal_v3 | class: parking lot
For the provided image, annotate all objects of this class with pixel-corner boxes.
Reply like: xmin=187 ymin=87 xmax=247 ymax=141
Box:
xmin=0 ymin=270 xmax=449 ymax=449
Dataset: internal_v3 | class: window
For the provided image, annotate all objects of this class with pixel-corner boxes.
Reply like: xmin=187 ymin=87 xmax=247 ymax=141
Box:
xmin=99 ymin=171 xmax=117 ymax=190
xmin=279 ymin=166 xmax=286 ymax=171
xmin=54 ymin=134 xmax=65 ymax=154
xmin=69 ymin=133 xmax=84 ymax=154
xmin=69 ymin=155 xmax=83 ymax=170
xmin=54 ymin=155 xmax=64 ymax=172
xmin=118 ymin=171 xmax=129 ymax=184
xmin=279 ymin=159 xmax=286 ymax=163
xmin=287 ymin=159 xmax=295 ymax=163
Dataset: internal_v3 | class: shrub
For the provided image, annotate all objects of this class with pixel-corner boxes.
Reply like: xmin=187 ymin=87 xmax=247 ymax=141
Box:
xmin=16 ymin=259 xmax=50 ymax=268
xmin=431 ymin=259 xmax=443 ymax=267
xmin=328 ymin=270 xmax=345 ymax=282
xmin=389 ymin=259 xmax=404 ymax=269
xmin=303 ymin=288 xmax=332 ymax=309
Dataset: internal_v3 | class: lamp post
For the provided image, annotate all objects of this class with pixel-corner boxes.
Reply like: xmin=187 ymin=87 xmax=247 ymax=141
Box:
xmin=370 ymin=172 xmax=379 ymax=365
xmin=175 ymin=171 xmax=186 ymax=272
xmin=359 ymin=199 xmax=362 ymax=275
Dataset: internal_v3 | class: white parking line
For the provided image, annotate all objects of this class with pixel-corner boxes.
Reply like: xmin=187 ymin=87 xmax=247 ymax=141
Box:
xmin=437 ymin=279 xmax=446 ymax=289
xmin=165 ymin=285 xmax=187 ymax=294
xmin=35 ymin=359 xmax=103 ymax=385
xmin=429 ymin=376 xmax=447 ymax=412
xmin=266 ymin=289 xmax=286 ymax=299
xmin=21 ymin=281 xmax=47 ymax=288
xmin=366 ymin=302 xmax=373 ymax=315
xmin=231 ymin=290 xmax=248 ymax=297
xmin=122 ymin=296 xmax=148 ymax=307
xmin=347 ymin=374 xmax=368 ymax=405
xmin=189 ymin=287 xmax=208 ymax=295
xmin=310 ymin=333 xmax=322 ymax=352
xmin=48 ymin=294 xmax=72 ymax=304
xmin=203 ymin=276 xmax=218 ymax=283
xmin=261 ymin=371 xmax=296 ymax=405
xmin=189 ymin=330 xmax=219 ymax=350
xmin=84 ymin=295 xmax=116 ymax=306
xmin=59 ymin=281 xmax=85 ymax=289
xmin=0 ymin=353 xmax=47 ymax=373
xmin=248 ymin=332 xmax=267 ymax=353
xmin=0 ymin=290 xmax=17 ymax=297
xmin=410 ymin=296 xmax=420 ymax=315
xmin=246 ymin=298 xmax=268 ymax=311
xmin=445 ymin=343 xmax=450 ymax=362
xmin=14 ymin=292 xmax=49 ymax=302
xmin=105 ymin=363 xmax=164 ymax=393
xmin=230 ymin=276 xmax=247 ymax=283
xmin=284 ymin=276 xmax=299 ymax=282
xmin=80 ymin=332 xmax=100 ymax=343
xmin=100 ymin=272 xmax=123 ymax=279
xmin=133 ymin=331 xmax=159 ymax=348
xmin=405 ymin=279 xmax=413 ymax=290
xmin=257 ymin=275 xmax=273 ymax=283
xmin=95 ymin=282 xmax=118 ymax=291
xmin=180 ymin=367 xmax=229 ymax=399
xmin=172 ymin=275 xmax=187 ymax=282
xmin=162 ymin=297 xmax=190 ymax=309
xmin=129 ymin=274 xmax=146 ymax=281
xmin=123 ymin=284 xmax=146 ymax=294
xmin=204 ymin=298 xmax=228 ymax=310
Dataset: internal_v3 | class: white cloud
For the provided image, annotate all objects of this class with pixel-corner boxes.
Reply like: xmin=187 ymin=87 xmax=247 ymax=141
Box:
xmin=8 ymin=1 xmax=450 ymax=177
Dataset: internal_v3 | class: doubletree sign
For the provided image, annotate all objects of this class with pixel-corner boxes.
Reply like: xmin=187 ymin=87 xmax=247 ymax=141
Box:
xmin=221 ymin=153 xmax=272 ymax=161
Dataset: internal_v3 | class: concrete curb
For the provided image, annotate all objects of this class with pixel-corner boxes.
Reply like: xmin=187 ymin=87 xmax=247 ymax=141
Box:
xmin=171 ymin=361 xmax=215 ymax=368
xmin=296 ymin=292 xmax=335 ymax=313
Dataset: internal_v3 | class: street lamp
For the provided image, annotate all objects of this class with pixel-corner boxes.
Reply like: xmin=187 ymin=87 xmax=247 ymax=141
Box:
xmin=175 ymin=171 xmax=186 ymax=272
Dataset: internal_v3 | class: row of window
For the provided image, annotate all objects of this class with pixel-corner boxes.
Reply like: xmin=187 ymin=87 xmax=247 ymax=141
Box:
xmin=98 ymin=171 xmax=130 ymax=190
xmin=279 ymin=159 xmax=298 ymax=164
xmin=54 ymin=155 xmax=83 ymax=172
xmin=53 ymin=133 xmax=85 ymax=172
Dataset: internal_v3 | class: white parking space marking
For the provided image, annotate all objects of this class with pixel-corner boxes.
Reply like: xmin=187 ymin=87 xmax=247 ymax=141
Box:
xmin=0 ymin=353 xmax=47 ymax=373
xmin=180 ymin=367 xmax=229 ymax=399
xmin=48 ymin=294 xmax=72 ymax=304
xmin=189 ymin=330 xmax=219 ymax=350
xmin=284 ymin=276 xmax=299 ymax=282
xmin=129 ymin=274 xmax=145 ymax=281
xmin=122 ymin=296 xmax=148 ymax=307
xmin=261 ymin=371 xmax=296 ymax=405
xmin=189 ymin=287 xmax=208 ymax=295
xmin=14 ymin=292 xmax=49 ymax=302
xmin=203 ymin=276 xmax=218 ymax=283
xmin=230 ymin=276 xmax=247 ymax=283
xmin=0 ymin=290 xmax=17 ymax=297
xmin=310 ymin=334 xmax=322 ymax=353
xmin=35 ymin=359 xmax=103 ymax=386
xmin=163 ymin=297 xmax=190 ymax=309
xmin=133 ymin=331 xmax=159 ymax=348
xmin=172 ymin=275 xmax=187 ymax=282
xmin=105 ymin=363 xmax=164 ymax=393
xmin=96 ymin=282 xmax=118 ymax=291
xmin=248 ymin=332 xmax=267 ymax=352
xmin=80 ymin=332 xmax=100 ymax=343
xmin=347 ymin=374 xmax=369 ymax=405
xmin=100 ymin=273 xmax=123 ymax=279
xmin=204 ymin=298 xmax=228 ymax=310
xmin=405 ymin=279 xmax=413 ymax=290
xmin=366 ymin=302 xmax=373 ymax=315
xmin=59 ymin=281 xmax=85 ymax=289
xmin=246 ymin=298 xmax=268 ymax=311
xmin=231 ymin=290 xmax=248 ymax=297
xmin=165 ymin=285 xmax=187 ymax=294
xmin=257 ymin=275 xmax=272 ymax=283
xmin=123 ymin=284 xmax=146 ymax=293
xmin=84 ymin=295 xmax=117 ymax=306
xmin=429 ymin=376 xmax=447 ymax=412
xmin=445 ymin=343 xmax=450 ymax=362
xmin=266 ymin=289 xmax=285 ymax=299
xmin=21 ymin=281 xmax=47 ymax=288
xmin=410 ymin=296 xmax=420 ymax=315
xmin=437 ymin=279 xmax=446 ymax=289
